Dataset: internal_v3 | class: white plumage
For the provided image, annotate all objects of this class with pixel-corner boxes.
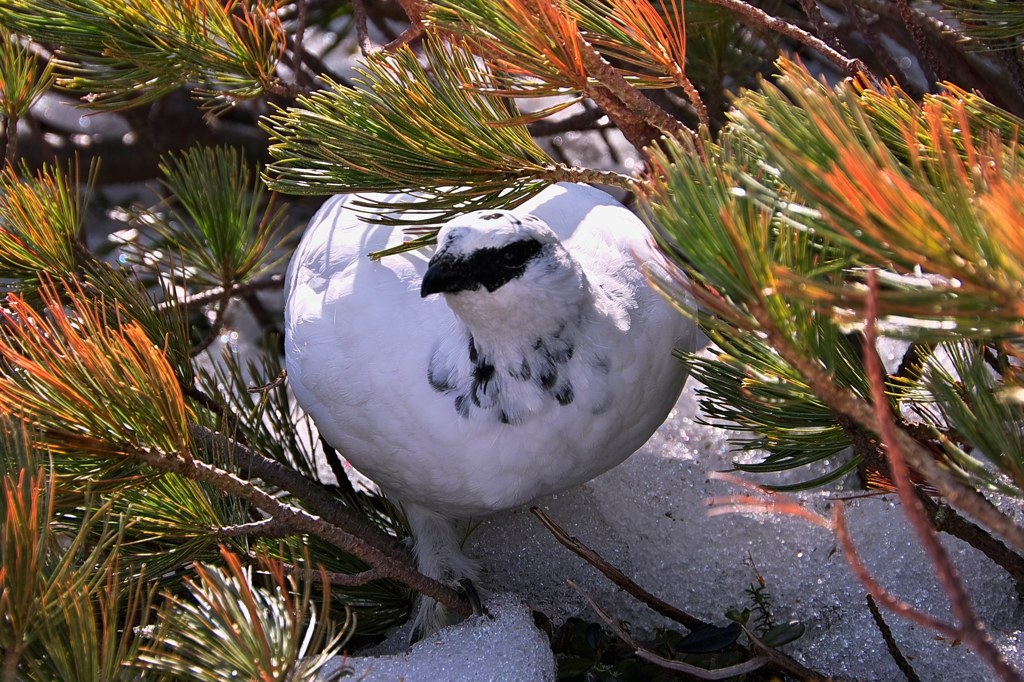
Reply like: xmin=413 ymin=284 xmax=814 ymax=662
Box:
xmin=285 ymin=182 xmax=696 ymax=632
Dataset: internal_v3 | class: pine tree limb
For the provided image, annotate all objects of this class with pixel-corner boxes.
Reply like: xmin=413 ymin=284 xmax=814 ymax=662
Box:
xmin=699 ymin=0 xmax=869 ymax=77
xmin=747 ymin=300 xmax=1024 ymax=557
xmin=187 ymin=424 xmax=410 ymax=565
xmin=132 ymin=435 xmax=471 ymax=617
xmin=862 ymin=270 xmax=1019 ymax=681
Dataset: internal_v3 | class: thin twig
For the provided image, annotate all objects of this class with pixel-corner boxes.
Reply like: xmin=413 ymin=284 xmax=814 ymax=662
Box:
xmin=863 ymin=270 xmax=1020 ymax=682
xmin=189 ymin=289 xmax=232 ymax=358
xmin=352 ymin=0 xmax=374 ymax=55
xmin=567 ymin=580 xmax=770 ymax=680
xmin=214 ymin=516 xmax=294 ymax=540
xmin=531 ymin=506 xmax=707 ymax=630
xmin=701 ymin=0 xmax=868 ymax=77
xmin=833 ymin=503 xmax=960 ymax=638
xmin=247 ymin=369 xmax=287 ymax=394
xmin=379 ymin=24 xmax=424 ymax=54
xmin=155 ymin=273 xmax=285 ymax=311
xmin=738 ymin=623 xmax=825 ymax=681
xmin=866 ymin=594 xmax=922 ymax=682
xmin=527 ymin=105 xmax=606 ymax=137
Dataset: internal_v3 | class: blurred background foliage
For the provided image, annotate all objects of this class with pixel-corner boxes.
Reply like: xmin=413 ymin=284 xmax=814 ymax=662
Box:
xmin=0 ymin=0 xmax=1022 ymax=679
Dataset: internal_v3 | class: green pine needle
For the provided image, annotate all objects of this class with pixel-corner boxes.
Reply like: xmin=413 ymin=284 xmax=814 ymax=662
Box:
xmin=0 ymin=161 xmax=89 ymax=288
xmin=0 ymin=0 xmax=285 ymax=111
xmin=263 ymin=36 xmax=559 ymax=223
xmin=157 ymin=145 xmax=291 ymax=287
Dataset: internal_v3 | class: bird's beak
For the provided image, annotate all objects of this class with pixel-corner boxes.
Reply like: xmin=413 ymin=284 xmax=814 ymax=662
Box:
xmin=420 ymin=253 xmax=465 ymax=297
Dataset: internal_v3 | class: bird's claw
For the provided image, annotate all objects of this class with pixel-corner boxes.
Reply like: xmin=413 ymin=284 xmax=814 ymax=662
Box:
xmin=458 ymin=577 xmax=486 ymax=617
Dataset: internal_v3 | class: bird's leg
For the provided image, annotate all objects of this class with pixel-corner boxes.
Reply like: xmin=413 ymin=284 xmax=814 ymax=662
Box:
xmin=403 ymin=502 xmax=483 ymax=639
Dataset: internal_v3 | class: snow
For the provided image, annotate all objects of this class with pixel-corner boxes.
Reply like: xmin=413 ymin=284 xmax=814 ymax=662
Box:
xmin=318 ymin=593 xmax=556 ymax=681
xmin=321 ymin=367 xmax=1023 ymax=681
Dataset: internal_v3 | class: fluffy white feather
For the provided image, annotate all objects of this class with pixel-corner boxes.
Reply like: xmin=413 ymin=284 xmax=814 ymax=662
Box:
xmin=285 ymin=182 xmax=696 ymax=633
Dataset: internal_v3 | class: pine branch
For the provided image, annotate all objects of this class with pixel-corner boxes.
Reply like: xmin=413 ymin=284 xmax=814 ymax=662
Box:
xmin=699 ymin=0 xmax=868 ymax=77
xmin=263 ymin=36 xmax=558 ymax=221
xmin=187 ymin=423 xmax=411 ymax=566
xmin=0 ymin=0 xmax=289 ymax=111
xmin=128 ymin=438 xmax=470 ymax=617
xmin=530 ymin=506 xmax=707 ymax=630
xmin=861 ymin=270 xmax=1019 ymax=682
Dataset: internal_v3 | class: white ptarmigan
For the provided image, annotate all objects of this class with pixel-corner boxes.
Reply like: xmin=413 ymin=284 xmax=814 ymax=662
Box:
xmin=285 ymin=182 xmax=696 ymax=632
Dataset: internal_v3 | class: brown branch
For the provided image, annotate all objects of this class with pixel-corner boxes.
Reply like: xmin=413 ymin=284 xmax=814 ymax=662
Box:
xmin=188 ymin=424 xmax=410 ymax=565
xmin=738 ymin=623 xmax=826 ymax=681
xmin=895 ymin=0 xmax=939 ymax=86
xmin=567 ymin=580 xmax=771 ymax=680
xmin=132 ymin=436 xmax=471 ymax=617
xmin=841 ymin=0 xmax=916 ymax=95
xmin=291 ymin=0 xmax=309 ymax=90
xmin=576 ymin=36 xmax=696 ymax=153
xmin=866 ymin=594 xmax=922 ymax=682
xmin=700 ymin=0 xmax=869 ymax=77
xmin=285 ymin=560 xmax=386 ymax=587
xmin=352 ymin=0 xmax=374 ymax=56
xmin=919 ymin=492 xmax=1024 ymax=587
xmin=796 ymin=0 xmax=844 ymax=57
xmin=747 ymin=303 xmax=1024 ymax=557
xmin=863 ymin=270 xmax=1020 ymax=682
xmin=833 ymin=504 xmax=961 ymax=639
xmin=531 ymin=506 xmax=706 ymax=630
xmin=536 ymin=164 xmax=635 ymax=190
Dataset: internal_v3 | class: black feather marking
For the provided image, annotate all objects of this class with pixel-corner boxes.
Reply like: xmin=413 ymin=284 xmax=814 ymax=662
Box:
xmin=481 ymin=212 xmax=504 ymax=220
xmin=540 ymin=367 xmax=558 ymax=389
xmin=468 ymin=335 xmax=478 ymax=364
xmin=470 ymin=362 xmax=497 ymax=407
xmin=509 ymin=358 xmax=531 ymax=381
xmin=473 ymin=362 xmax=495 ymax=387
xmin=543 ymin=340 xmax=573 ymax=364
xmin=427 ymin=348 xmax=456 ymax=393
xmin=555 ymin=383 xmax=574 ymax=406
xmin=454 ymin=394 xmax=470 ymax=418
xmin=427 ymin=364 xmax=454 ymax=393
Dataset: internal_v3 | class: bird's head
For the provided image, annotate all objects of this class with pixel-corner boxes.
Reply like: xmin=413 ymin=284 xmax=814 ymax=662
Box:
xmin=420 ymin=210 xmax=586 ymax=336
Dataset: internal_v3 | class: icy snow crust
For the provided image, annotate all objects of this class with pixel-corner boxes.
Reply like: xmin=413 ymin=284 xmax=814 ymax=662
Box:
xmin=327 ymin=376 xmax=1022 ymax=681
xmin=323 ymin=594 xmax=556 ymax=681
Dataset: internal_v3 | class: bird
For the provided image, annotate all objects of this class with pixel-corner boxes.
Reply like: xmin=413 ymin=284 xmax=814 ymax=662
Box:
xmin=284 ymin=182 xmax=697 ymax=634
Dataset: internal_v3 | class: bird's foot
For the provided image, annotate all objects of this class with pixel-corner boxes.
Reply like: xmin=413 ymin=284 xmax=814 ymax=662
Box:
xmin=409 ymin=578 xmax=489 ymax=644
xmin=457 ymin=577 xmax=486 ymax=617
